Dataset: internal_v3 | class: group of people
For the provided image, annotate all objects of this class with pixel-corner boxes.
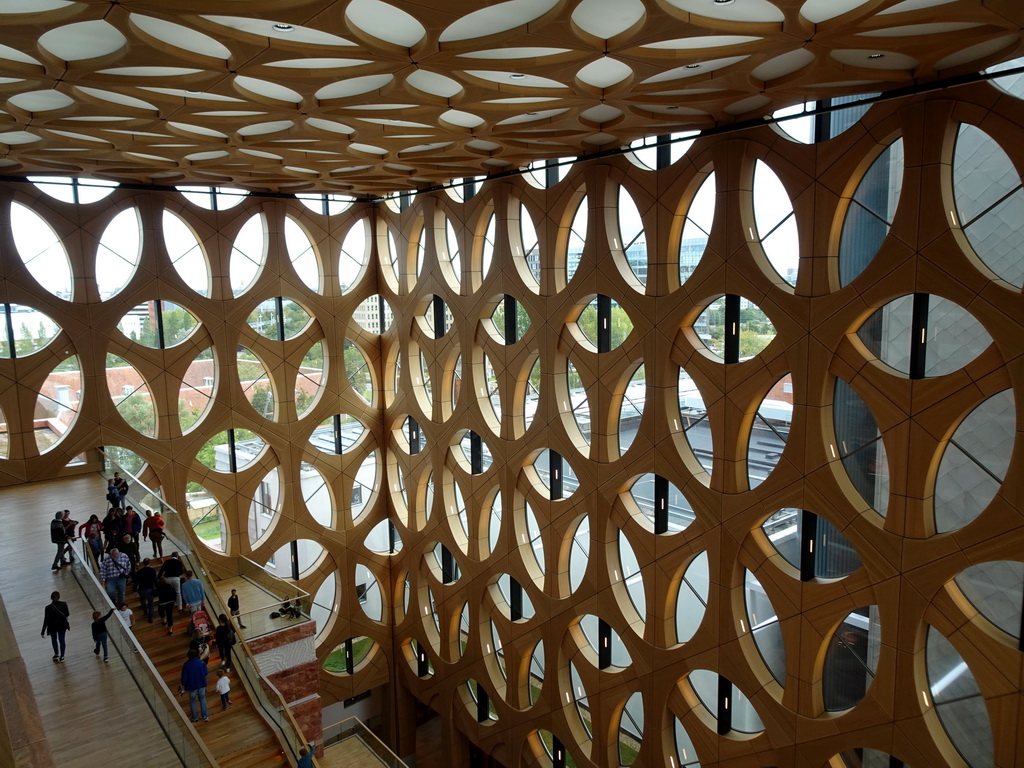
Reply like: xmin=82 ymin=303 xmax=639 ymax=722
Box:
xmin=41 ymin=475 xmax=273 ymax=734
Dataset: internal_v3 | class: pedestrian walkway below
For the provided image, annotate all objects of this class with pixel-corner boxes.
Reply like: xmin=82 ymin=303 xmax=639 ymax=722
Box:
xmin=0 ymin=476 xmax=182 ymax=767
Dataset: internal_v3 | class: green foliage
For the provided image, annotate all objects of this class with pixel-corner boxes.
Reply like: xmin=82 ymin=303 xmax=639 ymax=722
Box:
xmin=345 ymin=341 xmax=372 ymax=402
xmin=106 ymin=445 xmax=143 ymax=475
xmin=134 ymin=305 xmax=196 ymax=348
xmin=117 ymin=392 xmax=155 ymax=436
xmin=323 ymin=636 xmax=373 ymax=672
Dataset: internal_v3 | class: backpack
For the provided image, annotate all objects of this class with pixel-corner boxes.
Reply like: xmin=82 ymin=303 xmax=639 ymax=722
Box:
xmin=50 ymin=519 xmax=66 ymax=543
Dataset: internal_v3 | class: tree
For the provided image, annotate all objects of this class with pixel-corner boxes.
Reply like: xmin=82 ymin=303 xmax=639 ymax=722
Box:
xmin=117 ymin=392 xmax=155 ymax=437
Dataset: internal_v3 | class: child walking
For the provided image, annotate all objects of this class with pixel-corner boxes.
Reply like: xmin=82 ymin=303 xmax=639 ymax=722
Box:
xmin=216 ymin=668 xmax=232 ymax=711
xmin=91 ymin=608 xmax=114 ymax=662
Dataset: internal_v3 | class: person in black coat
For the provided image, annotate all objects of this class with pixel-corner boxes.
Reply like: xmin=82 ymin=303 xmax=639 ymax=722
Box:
xmin=40 ymin=590 xmax=70 ymax=661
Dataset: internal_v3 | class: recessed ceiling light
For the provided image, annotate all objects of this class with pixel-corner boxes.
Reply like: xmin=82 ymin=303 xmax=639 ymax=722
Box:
xmin=526 ymin=112 xmax=538 ymax=116
xmin=685 ymin=63 xmax=701 ymax=69
xmin=509 ymin=73 xmax=527 ymax=80
xmin=185 ymin=90 xmax=201 ymax=95
xmin=272 ymin=23 xmax=295 ymax=33
xmin=868 ymin=53 xmax=885 ymax=59
xmin=713 ymin=0 xmax=735 ymax=5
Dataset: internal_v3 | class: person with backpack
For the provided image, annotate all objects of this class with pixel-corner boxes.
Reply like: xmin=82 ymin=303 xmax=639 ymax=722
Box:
xmin=49 ymin=511 xmax=69 ymax=570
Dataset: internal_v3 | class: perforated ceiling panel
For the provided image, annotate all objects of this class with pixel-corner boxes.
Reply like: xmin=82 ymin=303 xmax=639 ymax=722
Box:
xmin=0 ymin=0 xmax=1022 ymax=195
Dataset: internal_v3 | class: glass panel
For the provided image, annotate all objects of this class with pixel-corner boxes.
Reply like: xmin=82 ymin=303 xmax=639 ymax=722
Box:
xmin=935 ymin=389 xmax=1013 ymax=532
xmin=674 ymin=717 xmax=701 ymax=767
xmin=569 ymin=662 xmax=592 ymax=737
xmin=678 ymin=366 xmax=713 ymax=476
xmin=528 ymin=640 xmax=544 ymax=705
xmin=833 ymin=378 xmax=889 ymax=517
xmin=311 ymin=575 xmax=337 ymax=641
xmin=309 ymin=414 xmax=365 ymax=454
xmin=11 ymin=202 xmax=73 ymax=299
xmin=302 ymin=464 xmax=334 ymax=527
xmin=986 ymin=56 xmax=1024 ymax=99
xmin=179 ymin=347 xmax=214 ymax=433
xmin=340 ymin=217 xmax=370 ymax=293
xmin=351 ymin=450 xmax=378 ymax=522
xmin=748 ymin=373 xmax=791 ymax=488
xmin=364 ymin=519 xmax=401 ymax=554
xmin=96 ymin=208 xmax=140 ymax=299
xmin=108 ymin=354 xmax=155 ymax=437
xmin=954 ymin=560 xmax=1023 ymax=640
xmin=518 ymin=201 xmax=541 ymax=288
xmin=680 ymin=172 xmax=714 ymax=286
xmin=163 ymin=210 xmax=210 ymax=296
xmin=355 ymin=564 xmax=383 ymax=621
xmin=618 ymin=365 xmax=644 ymax=457
xmin=248 ymin=466 xmax=281 ymax=546
xmin=295 ymin=341 xmax=324 ymax=418
xmin=838 ymin=139 xmax=904 ymax=286
xmin=344 ymin=339 xmax=374 ymax=405
xmin=442 ymin=216 xmax=462 ymax=289
xmin=753 ymin=160 xmax=798 ymax=285
xmin=36 ymin=355 xmax=80 ymax=453
xmin=823 ymin=606 xmax=880 ymax=711
xmin=617 ymin=186 xmax=647 ymax=287
xmin=618 ymin=530 xmax=646 ymax=622
xmin=185 ymin=485 xmax=225 ymax=552
xmin=566 ymin=360 xmax=591 ymax=445
xmin=744 ymin=569 xmax=785 ymax=684
xmin=523 ymin=502 xmax=544 ymax=576
xmin=618 ymin=692 xmax=643 ymax=766
xmin=676 ymin=552 xmax=709 ymax=643
xmin=569 ymin=516 xmax=589 ymax=594
xmin=238 ymin=346 xmax=274 ymax=421
xmin=567 ymin=195 xmax=587 ymax=283
xmin=354 ymin=294 xmax=394 ymax=334
xmin=229 ymin=213 xmax=267 ymax=296
xmin=491 ymin=298 xmax=530 ymax=343
xmin=3 ymin=305 xmax=60 ymax=357
xmin=926 ymin=627 xmax=993 ymax=768
xmin=284 ymin=216 xmax=321 ymax=293
xmin=627 ymin=473 xmax=695 ymax=533
xmin=296 ymin=192 xmax=353 ymax=215
xmin=730 ymin=682 xmax=764 ymax=734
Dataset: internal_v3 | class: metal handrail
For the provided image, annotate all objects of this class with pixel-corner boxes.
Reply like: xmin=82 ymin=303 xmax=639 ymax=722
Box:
xmin=73 ymin=537 xmax=220 ymax=767
xmin=100 ymin=452 xmax=320 ymax=767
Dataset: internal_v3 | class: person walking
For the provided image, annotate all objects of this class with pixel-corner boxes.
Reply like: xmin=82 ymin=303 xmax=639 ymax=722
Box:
xmin=49 ymin=511 xmax=69 ymax=571
xmin=100 ymin=547 xmax=132 ymax=606
xmin=214 ymin=614 xmax=236 ymax=672
xmin=40 ymin=591 xmax=69 ymax=662
xmin=78 ymin=514 xmax=103 ymax=562
xmin=215 ymin=668 xmax=231 ymax=711
xmin=60 ymin=510 xmax=78 ymax=564
xmin=157 ymin=552 xmax=185 ymax=610
xmin=180 ymin=571 xmax=206 ymax=613
xmin=227 ymin=588 xmax=246 ymax=629
xmin=135 ymin=558 xmax=158 ymax=623
xmin=123 ymin=505 xmax=142 ymax=546
xmin=142 ymin=510 xmax=166 ymax=559
xmin=112 ymin=472 xmax=129 ymax=508
xmin=156 ymin=577 xmax=176 ymax=634
xmin=178 ymin=649 xmax=209 ymax=723
xmin=91 ymin=608 xmax=114 ymax=662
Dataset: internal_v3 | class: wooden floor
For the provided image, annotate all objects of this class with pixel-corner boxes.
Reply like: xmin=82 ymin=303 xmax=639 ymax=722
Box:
xmin=0 ymin=476 xmax=182 ymax=768
xmin=0 ymin=474 xmax=291 ymax=768
xmin=319 ymin=737 xmax=390 ymax=768
xmin=132 ymin=593 xmax=288 ymax=767
xmin=213 ymin=576 xmax=309 ymax=638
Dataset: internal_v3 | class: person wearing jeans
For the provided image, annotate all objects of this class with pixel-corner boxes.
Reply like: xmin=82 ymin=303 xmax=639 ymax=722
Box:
xmin=40 ymin=591 xmax=70 ymax=662
xmin=100 ymin=548 xmax=132 ymax=606
xmin=179 ymin=649 xmax=209 ymax=722
xmin=91 ymin=608 xmax=114 ymax=662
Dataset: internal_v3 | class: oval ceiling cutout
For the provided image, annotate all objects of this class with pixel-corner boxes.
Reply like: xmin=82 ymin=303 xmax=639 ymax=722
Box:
xmin=130 ymin=15 xmax=231 ymax=60
xmin=440 ymin=0 xmax=561 ymax=43
xmin=572 ymin=0 xmax=645 ymax=40
xmin=38 ymin=20 xmax=126 ymax=62
xmin=346 ymin=0 xmax=426 ymax=47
